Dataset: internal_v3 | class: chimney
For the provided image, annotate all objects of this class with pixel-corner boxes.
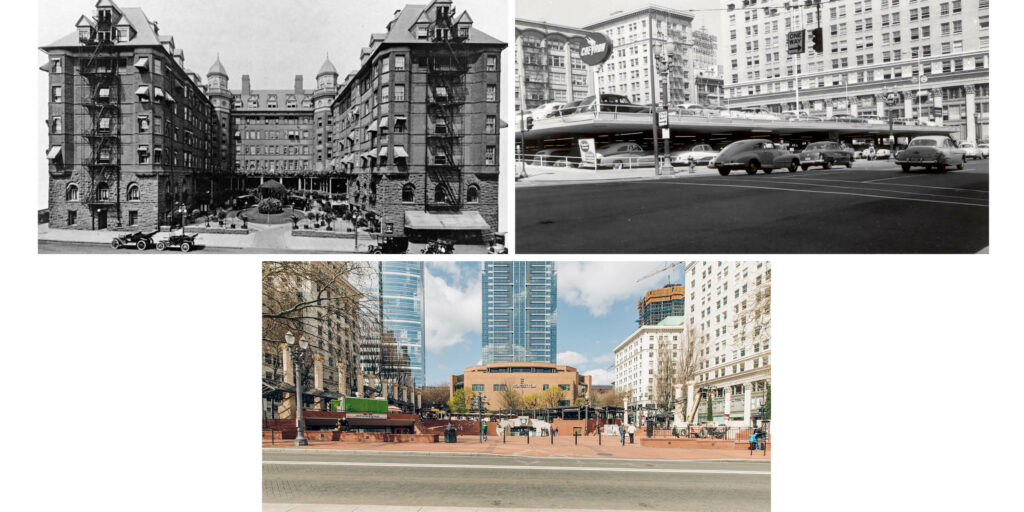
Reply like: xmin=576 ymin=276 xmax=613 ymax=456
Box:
xmin=242 ymin=74 xmax=251 ymax=95
xmin=294 ymin=75 xmax=303 ymax=95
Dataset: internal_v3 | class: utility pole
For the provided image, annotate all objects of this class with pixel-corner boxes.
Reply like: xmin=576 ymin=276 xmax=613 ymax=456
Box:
xmin=648 ymin=11 xmax=659 ymax=169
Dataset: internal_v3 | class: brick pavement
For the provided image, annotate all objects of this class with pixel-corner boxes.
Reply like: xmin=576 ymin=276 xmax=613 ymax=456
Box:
xmin=262 ymin=434 xmax=770 ymax=460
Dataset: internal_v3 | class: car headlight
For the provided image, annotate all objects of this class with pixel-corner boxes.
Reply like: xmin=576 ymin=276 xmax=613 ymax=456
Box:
xmin=595 ymin=153 xmax=604 ymax=160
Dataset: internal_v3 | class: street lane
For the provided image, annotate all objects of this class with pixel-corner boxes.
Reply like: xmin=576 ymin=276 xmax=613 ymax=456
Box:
xmin=516 ymin=160 xmax=989 ymax=253
xmin=263 ymin=451 xmax=770 ymax=511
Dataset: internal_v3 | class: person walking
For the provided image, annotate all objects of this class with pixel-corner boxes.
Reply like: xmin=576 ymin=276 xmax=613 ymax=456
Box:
xmin=627 ymin=423 xmax=636 ymax=444
xmin=482 ymin=419 xmax=488 ymax=442
xmin=748 ymin=431 xmax=757 ymax=454
xmin=619 ymin=424 xmax=626 ymax=445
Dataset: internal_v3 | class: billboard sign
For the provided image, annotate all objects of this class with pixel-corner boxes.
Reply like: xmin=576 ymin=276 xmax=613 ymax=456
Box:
xmin=580 ymin=33 xmax=613 ymax=66
xmin=578 ymin=138 xmax=597 ymax=165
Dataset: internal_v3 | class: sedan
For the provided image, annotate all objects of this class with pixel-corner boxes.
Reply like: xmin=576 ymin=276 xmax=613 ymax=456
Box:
xmin=978 ymin=143 xmax=989 ymax=158
xmin=593 ymin=142 xmax=656 ymax=169
xmin=529 ymin=102 xmax=564 ymax=120
xmin=958 ymin=141 xmax=983 ymax=159
xmin=894 ymin=135 xmax=967 ymax=172
xmin=669 ymin=144 xmax=718 ymax=166
xmin=708 ymin=139 xmax=801 ymax=176
xmin=798 ymin=141 xmax=854 ymax=170
xmin=530 ymin=148 xmax=572 ymax=166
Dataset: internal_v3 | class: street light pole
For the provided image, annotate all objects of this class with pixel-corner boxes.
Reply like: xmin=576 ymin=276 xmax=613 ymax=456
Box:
xmin=286 ymin=332 xmax=309 ymax=446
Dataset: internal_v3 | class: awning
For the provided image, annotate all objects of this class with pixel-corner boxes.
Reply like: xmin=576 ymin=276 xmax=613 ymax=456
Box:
xmin=137 ymin=144 xmax=149 ymax=152
xmin=364 ymin=151 xmax=376 ymax=160
xmin=378 ymin=146 xmax=389 ymax=157
xmin=367 ymin=120 xmax=378 ymax=132
xmin=500 ymin=118 xmax=509 ymax=129
xmin=134 ymin=57 xmax=149 ymax=70
xmin=135 ymin=85 xmax=150 ymax=96
xmin=154 ymin=86 xmax=164 ymax=99
xmin=346 ymin=418 xmax=415 ymax=427
xmin=165 ymin=92 xmax=175 ymax=103
xmin=347 ymin=132 xmax=356 ymax=140
xmin=378 ymin=116 xmax=389 ymax=129
xmin=394 ymin=115 xmax=407 ymax=123
xmin=393 ymin=146 xmax=408 ymax=158
xmin=342 ymin=154 xmax=352 ymax=163
xmin=404 ymin=211 xmax=491 ymax=231
xmin=46 ymin=146 xmax=62 ymax=160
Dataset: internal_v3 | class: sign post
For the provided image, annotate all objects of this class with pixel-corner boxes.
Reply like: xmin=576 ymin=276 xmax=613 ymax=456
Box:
xmin=578 ymin=138 xmax=597 ymax=171
xmin=885 ymin=91 xmax=899 ymax=158
xmin=786 ymin=30 xmax=806 ymax=55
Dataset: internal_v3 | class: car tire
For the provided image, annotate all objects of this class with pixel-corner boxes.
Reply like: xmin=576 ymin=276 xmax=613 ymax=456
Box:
xmin=901 ymin=164 xmax=911 ymax=172
xmin=718 ymin=168 xmax=730 ymax=176
xmin=957 ymin=156 xmax=965 ymax=170
xmin=180 ymin=242 xmax=192 ymax=253
xmin=801 ymin=164 xmax=810 ymax=171
xmin=764 ymin=167 xmax=773 ymax=174
xmin=613 ymin=161 xmax=623 ymax=170
xmin=372 ymin=249 xmax=383 ymax=254
xmin=845 ymin=161 xmax=853 ymax=168
xmin=136 ymin=240 xmax=147 ymax=251
xmin=823 ymin=159 xmax=832 ymax=170
xmin=788 ymin=160 xmax=799 ymax=172
xmin=157 ymin=241 xmax=167 ymax=251
xmin=745 ymin=160 xmax=760 ymax=175
xmin=111 ymin=239 xmax=121 ymax=249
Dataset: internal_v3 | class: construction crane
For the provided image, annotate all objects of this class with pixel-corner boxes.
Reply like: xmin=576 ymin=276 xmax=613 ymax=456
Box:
xmin=635 ymin=261 xmax=685 ymax=284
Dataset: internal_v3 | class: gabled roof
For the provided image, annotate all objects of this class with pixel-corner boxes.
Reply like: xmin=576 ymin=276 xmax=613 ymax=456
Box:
xmin=75 ymin=15 xmax=95 ymax=28
xmin=454 ymin=11 xmax=473 ymax=24
xmin=386 ymin=4 xmax=504 ymax=46
xmin=95 ymin=0 xmax=122 ymax=10
xmin=43 ymin=7 xmax=163 ymax=50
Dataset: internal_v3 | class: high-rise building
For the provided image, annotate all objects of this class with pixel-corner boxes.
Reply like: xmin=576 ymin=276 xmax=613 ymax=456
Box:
xmin=379 ymin=262 xmax=426 ymax=387
xmin=692 ymin=26 xmax=725 ymax=106
xmin=585 ymin=6 xmax=698 ymax=106
xmin=481 ymin=262 xmax=557 ymax=364
xmin=331 ymin=0 xmax=506 ymax=242
xmin=684 ymin=261 xmax=771 ymax=427
xmin=721 ymin=0 xmax=989 ymax=141
xmin=514 ymin=19 xmax=595 ymax=112
xmin=42 ymin=0 xmax=225 ymax=230
xmin=637 ymin=283 xmax=686 ymax=326
xmin=614 ymin=316 xmax=686 ymax=412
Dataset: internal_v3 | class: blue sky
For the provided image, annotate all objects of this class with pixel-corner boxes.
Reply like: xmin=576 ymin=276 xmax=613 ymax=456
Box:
xmin=422 ymin=262 xmax=685 ymax=386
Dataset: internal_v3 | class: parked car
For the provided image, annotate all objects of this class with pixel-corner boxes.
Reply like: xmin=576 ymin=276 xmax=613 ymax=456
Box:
xmin=958 ymin=141 xmax=983 ymax=159
xmin=575 ymin=94 xmax=649 ymax=114
xmin=528 ymin=102 xmax=564 ymax=120
xmin=874 ymin=147 xmax=892 ymax=159
xmin=156 ymin=232 xmax=198 ymax=252
xmin=111 ymin=230 xmax=158 ymax=251
xmin=853 ymin=146 xmax=877 ymax=160
xmin=798 ymin=141 xmax=854 ymax=170
xmin=530 ymin=148 xmax=573 ymax=166
xmin=368 ymin=236 xmax=409 ymax=254
xmin=552 ymin=100 xmax=584 ymax=117
xmin=894 ymin=135 xmax=968 ymax=172
xmin=593 ymin=142 xmax=656 ymax=169
xmin=669 ymin=144 xmax=718 ymax=166
xmin=977 ymin=143 xmax=989 ymax=158
xmin=708 ymin=139 xmax=801 ymax=176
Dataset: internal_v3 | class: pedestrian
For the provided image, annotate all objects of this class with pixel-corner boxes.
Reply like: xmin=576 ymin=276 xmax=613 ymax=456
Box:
xmin=482 ymin=419 xmax=488 ymax=442
xmin=555 ymin=427 xmax=558 ymax=437
xmin=688 ymin=155 xmax=695 ymax=174
xmin=755 ymin=428 xmax=764 ymax=451
xmin=748 ymin=430 xmax=758 ymax=454
xmin=627 ymin=423 xmax=636 ymax=444
xmin=619 ymin=424 xmax=626 ymax=445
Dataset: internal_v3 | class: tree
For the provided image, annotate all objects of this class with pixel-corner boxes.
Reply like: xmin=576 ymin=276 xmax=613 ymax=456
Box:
xmin=706 ymin=393 xmax=713 ymax=422
xmin=574 ymin=397 xmax=590 ymax=407
xmin=763 ymin=383 xmax=771 ymax=420
xmin=523 ymin=392 xmax=539 ymax=409
xmin=420 ymin=385 xmax=451 ymax=410
xmin=447 ymin=388 xmax=475 ymax=414
xmin=592 ymin=388 xmax=624 ymax=408
xmin=539 ymin=386 xmax=566 ymax=409
xmin=496 ymin=378 xmax=524 ymax=411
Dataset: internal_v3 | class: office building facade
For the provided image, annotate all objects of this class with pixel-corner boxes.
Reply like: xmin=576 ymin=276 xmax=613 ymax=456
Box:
xmin=330 ymin=0 xmax=506 ymax=241
xmin=721 ymin=0 xmax=990 ymax=141
xmin=614 ymin=317 xmax=686 ymax=411
xmin=637 ymin=283 xmax=686 ymax=326
xmin=449 ymin=362 xmax=591 ymax=411
xmin=482 ymin=262 xmax=557 ymax=364
xmin=514 ymin=19 xmax=594 ymax=112
xmin=379 ymin=262 xmax=426 ymax=387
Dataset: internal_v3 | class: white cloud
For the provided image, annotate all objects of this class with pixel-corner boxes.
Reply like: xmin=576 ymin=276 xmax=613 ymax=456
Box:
xmin=556 ymin=262 xmax=685 ymax=317
xmin=584 ymin=367 xmax=616 ymax=385
xmin=591 ymin=353 xmax=615 ymax=365
xmin=424 ymin=267 xmax=481 ymax=353
xmin=557 ymin=350 xmax=589 ymax=366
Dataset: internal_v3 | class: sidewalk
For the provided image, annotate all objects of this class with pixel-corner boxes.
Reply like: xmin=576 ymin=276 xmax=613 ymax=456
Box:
xmin=516 ymin=163 xmax=720 ymax=186
xmin=262 ymin=435 xmax=770 ymax=461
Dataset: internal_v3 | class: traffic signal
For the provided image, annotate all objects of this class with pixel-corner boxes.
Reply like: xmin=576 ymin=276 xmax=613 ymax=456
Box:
xmin=811 ymin=28 xmax=824 ymax=53
xmin=526 ymin=116 xmax=533 ymax=131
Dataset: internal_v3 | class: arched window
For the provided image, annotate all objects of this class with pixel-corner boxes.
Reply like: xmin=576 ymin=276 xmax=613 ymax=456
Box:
xmin=127 ymin=183 xmax=140 ymax=201
xmin=434 ymin=184 xmax=447 ymax=203
xmin=402 ymin=183 xmax=415 ymax=203
xmin=65 ymin=183 xmax=79 ymax=201
xmin=466 ymin=184 xmax=480 ymax=204
xmin=96 ymin=182 xmax=110 ymax=201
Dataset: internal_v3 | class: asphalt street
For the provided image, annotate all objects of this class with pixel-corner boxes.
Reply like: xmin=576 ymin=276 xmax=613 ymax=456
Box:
xmin=262 ymin=450 xmax=770 ymax=511
xmin=516 ymin=160 xmax=989 ymax=253
xmin=36 ymin=240 xmax=343 ymax=254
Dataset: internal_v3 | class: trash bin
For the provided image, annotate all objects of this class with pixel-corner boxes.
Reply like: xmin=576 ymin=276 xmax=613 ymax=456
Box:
xmin=444 ymin=424 xmax=457 ymax=443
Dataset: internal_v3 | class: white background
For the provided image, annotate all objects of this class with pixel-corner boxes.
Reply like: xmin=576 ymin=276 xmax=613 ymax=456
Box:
xmin=5 ymin=1 xmax=1024 ymax=511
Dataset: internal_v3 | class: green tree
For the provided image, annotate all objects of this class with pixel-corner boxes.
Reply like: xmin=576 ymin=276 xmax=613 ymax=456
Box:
xmin=706 ymin=394 xmax=713 ymax=422
xmin=447 ymin=388 xmax=475 ymax=413
xmin=523 ymin=393 xmax=539 ymax=409
xmin=540 ymin=386 xmax=566 ymax=409
xmin=574 ymin=397 xmax=590 ymax=407
xmin=764 ymin=383 xmax=771 ymax=420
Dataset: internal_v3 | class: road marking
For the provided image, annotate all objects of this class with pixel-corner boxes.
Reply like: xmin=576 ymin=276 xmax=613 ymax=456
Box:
xmin=780 ymin=175 xmax=989 ymax=193
xmin=263 ymin=460 xmax=770 ymax=475
xmin=658 ymin=180 xmax=988 ymax=207
xmin=715 ymin=177 xmax=990 ymax=202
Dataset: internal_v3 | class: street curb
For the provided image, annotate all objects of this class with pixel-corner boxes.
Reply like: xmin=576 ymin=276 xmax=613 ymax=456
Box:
xmin=261 ymin=447 xmax=770 ymax=463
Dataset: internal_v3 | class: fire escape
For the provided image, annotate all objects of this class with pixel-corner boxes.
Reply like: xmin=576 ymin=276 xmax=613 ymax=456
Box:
xmin=80 ymin=16 xmax=122 ymax=228
xmin=424 ymin=8 xmax=469 ymax=212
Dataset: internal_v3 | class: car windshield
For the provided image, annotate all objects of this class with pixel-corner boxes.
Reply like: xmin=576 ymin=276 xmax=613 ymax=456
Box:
xmin=602 ymin=95 xmax=631 ymax=104
xmin=909 ymin=139 xmax=939 ymax=147
xmin=806 ymin=143 xmax=828 ymax=149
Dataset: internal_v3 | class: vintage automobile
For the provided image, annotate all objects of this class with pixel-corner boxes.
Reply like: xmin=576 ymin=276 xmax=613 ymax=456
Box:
xmin=530 ymin=148 xmax=573 ymax=167
xmin=708 ymin=139 xmax=801 ymax=176
xmin=528 ymin=102 xmax=564 ymax=120
xmin=552 ymin=100 xmax=584 ymax=117
xmin=111 ymin=230 xmax=158 ymax=251
xmin=669 ymin=144 xmax=718 ymax=166
xmin=958 ymin=141 xmax=983 ymax=159
xmin=422 ymin=239 xmax=455 ymax=254
xmin=575 ymin=94 xmax=650 ymax=114
xmin=894 ymin=135 xmax=968 ymax=172
xmin=593 ymin=142 xmax=656 ymax=169
xmin=368 ymin=236 xmax=409 ymax=255
xmin=156 ymin=232 xmax=198 ymax=252
xmin=977 ymin=143 xmax=989 ymax=158
xmin=798 ymin=141 xmax=854 ymax=170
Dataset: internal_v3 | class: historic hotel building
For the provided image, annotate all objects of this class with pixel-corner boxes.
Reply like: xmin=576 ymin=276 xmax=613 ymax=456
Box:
xmin=43 ymin=0 xmax=223 ymax=230
xmin=330 ymin=0 xmax=506 ymax=241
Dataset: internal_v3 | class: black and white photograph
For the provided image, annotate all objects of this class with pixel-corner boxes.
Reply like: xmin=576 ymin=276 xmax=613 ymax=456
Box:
xmin=515 ymin=0 xmax=989 ymax=253
xmin=37 ymin=0 xmax=509 ymax=255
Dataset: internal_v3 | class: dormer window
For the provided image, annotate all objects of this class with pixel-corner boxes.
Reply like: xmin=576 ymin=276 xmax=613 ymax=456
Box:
xmin=116 ymin=27 xmax=129 ymax=42
xmin=79 ymin=28 xmax=92 ymax=41
xmin=302 ymin=98 xmax=312 ymax=108
xmin=437 ymin=5 xmax=450 ymax=18
xmin=98 ymin=31 xmax=111 ymax=43
xmin=267 ymin=95 xmax=278 ymax=108
xmin=98 ymin=9 xmax=113 ymax=24
xmin=459 ymin=26 xmax=470 ymax=39
xmin=286 ymin=95 xmax=297 ymax=108
xmin=435 ymin=28 xmax=449 ymax=40
xmin=233 ymin=98 xmax=242 ymax=108
xmin=249 ymin=96 xmax=259 ymax=108
xmin=416 ymin=27 xmax=428 ymax=39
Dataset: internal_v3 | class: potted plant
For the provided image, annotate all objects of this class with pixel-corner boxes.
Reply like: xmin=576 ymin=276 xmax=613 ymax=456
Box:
xmin=217 ymin=209 xmax=227 ymax=227
xmin=240 ymin=214 xmax=248 ymax=229
xmin=291 ymin=214 xmax=300 ymax=230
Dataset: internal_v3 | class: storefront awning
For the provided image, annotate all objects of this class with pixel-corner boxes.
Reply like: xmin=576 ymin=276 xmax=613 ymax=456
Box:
xmin=404 ymin=211 xmax=490 ymax=231
xmin=378 ymin=146 xmax=389 ymax=157
xmin=378 ymin=116 xmax=389 ymax=129
xmin=367 ymin=120 xmax=378 ymax=132
xmin=134 ymin=57 xmax=149 ymax=70
xmin=153 ymin=86 xmax=164 ymax=99
xmin=341 ymin=154 xmax=351 ymax=163
xmin=165 ymin=92 xmax=175 ymax=103
xmin=363 ymin=151 xmax=376 ymax=160
xmin=347 ymin=132 xmax=356 ymax=141
xmin=46 ymin=146 xmax=62 ymax=160
xmin=135 ymin=85 xmax=150 ymax=96
xmin=393 ymin=146 xmax=408 ymax=158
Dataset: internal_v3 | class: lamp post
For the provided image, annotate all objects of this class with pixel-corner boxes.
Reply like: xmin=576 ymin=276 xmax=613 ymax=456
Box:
xmin=285 ymin=331 xmax=309 ymax=446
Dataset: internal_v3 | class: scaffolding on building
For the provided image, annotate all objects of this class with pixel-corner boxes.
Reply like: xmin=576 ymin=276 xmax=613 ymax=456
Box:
xmin=80 ymin=16 xmax=123 ymax=229
xmin=424 ymin=6 xmax=470 ymax=212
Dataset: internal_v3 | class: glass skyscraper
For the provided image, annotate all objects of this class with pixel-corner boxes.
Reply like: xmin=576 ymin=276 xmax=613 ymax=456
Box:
xmin=481 ymin=262 xmax=557 ymax=364
xmin=379 ymin=262 xmax=426 ymax=387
